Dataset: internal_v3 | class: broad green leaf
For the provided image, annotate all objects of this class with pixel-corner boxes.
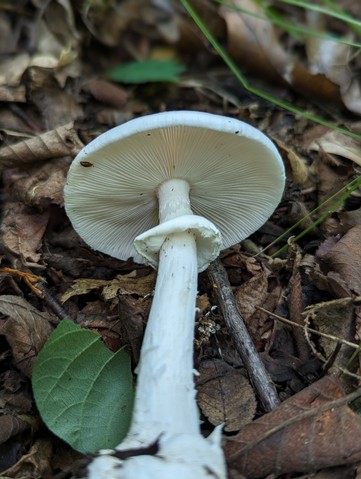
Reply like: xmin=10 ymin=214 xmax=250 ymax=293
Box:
xmin=107 ymin=59 xmax=185 ymax=84
xmin=32 ymin=319 xmax=133 ymax=453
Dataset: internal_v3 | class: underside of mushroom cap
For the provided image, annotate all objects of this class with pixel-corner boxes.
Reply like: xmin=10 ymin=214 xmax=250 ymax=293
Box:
xmin=64 ymin=111 xmax=285 ymax=264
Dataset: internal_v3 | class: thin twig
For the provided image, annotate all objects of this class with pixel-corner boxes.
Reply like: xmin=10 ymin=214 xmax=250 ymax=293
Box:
xmin=256 ymin=306 xmax=360 ymax=350
xmin=207 ymin=259 xmax=280 ymax=412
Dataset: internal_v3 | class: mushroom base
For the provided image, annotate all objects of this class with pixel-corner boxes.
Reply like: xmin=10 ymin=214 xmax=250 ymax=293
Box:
xmin=88 ymin=428 xmax=226 ymax=479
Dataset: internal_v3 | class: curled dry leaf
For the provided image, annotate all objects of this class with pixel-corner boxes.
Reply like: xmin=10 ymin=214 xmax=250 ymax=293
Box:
xmin=0 ymin=122 xmax=84 ymax=172
xmin=0 ymin=53 xmax=30 ymax=88
xmin=0 ymin=415 xmax=32 ymax=445
xmin=0 ymin=438 xmax=53 ymax=479
xmin=196 ymin=359 xmax=257 ymax=432
xmin=5 ymin=158 xmax=69 ymax=208
xmin=220 ymin=0 xmax=345 ymax=108
xmin=305 ymin=12 xmax=361 ymax=115
xmin=219 ymin=0 xmax=288 ymax=83
xmin=319 ymin=225 xmax=361 ymax=296
xmin=275 ymin=139 xmax=309 ymax=185
xmin=309 ymin=129 xmax=361 ymax=167
xmin=234 ymin=260 xmax=270 ymax=322
xmin=224 ymin=375 xmax=361 ymax=478
xmin=0 ymin=296 xmax=53 ymax=377
xmin=303 ymin=296 xmax=359 ymax=364
xmin=61 ymin=270 xmax=156 ymax=303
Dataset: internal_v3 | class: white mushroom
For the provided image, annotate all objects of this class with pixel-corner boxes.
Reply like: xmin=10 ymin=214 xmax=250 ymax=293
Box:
xmin=64 ymin=111 xmax=285 ymax=479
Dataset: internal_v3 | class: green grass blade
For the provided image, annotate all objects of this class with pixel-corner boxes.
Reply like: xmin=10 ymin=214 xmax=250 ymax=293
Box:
xmin=212 ymin=0 xmax=361 ymax=48
xmin=276 ymin=0 xmax=361 ymax=29
xmin=181 ymin=0 xmax=361 ymax=140
xmin=269 ymin=175 xmax=361 ymax=257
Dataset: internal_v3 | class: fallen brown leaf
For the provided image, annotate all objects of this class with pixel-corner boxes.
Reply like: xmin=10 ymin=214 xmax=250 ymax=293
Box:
xmin=118 ymin=295 xmax=151 ymax=362
xmin=0 ymin=415 xmax=33 ymax=445
xmin=1 ymin=438 xmax=53 ymax=479
xmin=5 ymin=158 xmax=69 ymax=208
xmin=305 ymin=12 xmax=361 ymax=115
xmin=0 ymin=122 xmax=84 ymax=172
xmin=220 ymin=0 xmax=288 ymax=83
xmin=0 ymin=296 xmax=53 ymax=377
xmin=234 ymin=259 xmax=270 ymax=323
xmin=197 ymin=359 xmax=256 ymax=432
xmin=276 ymin=139 xmax=309 ymax=185
xmin=320 ymin=225 xmax=361 ymax=296
xmin=1 ymin=202 xmax=50 ymax=263
xmin=61 ymin=270 xmax=156 ymax=303
xmin=224 ymin=375 xmax=361 ymax=477
xmin=309 ymin=129 xmax=361 ymax=167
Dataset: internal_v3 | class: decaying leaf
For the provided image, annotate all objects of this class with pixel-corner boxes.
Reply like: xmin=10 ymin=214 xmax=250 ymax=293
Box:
xmin=197 ymin=359 xmax=256 ymax=432
xmin=319 ymin=225 xmax=361 ymax=296
xmin=0 ymin=438 xmax=53 ymax=479
xmin=1 ymin=202 xmax=50 ymax=263
xmin=224 ymin=375 xmax=361 ymax=478
xmin=61 ymin=270 xmax=156 ymax=303
xmin=305 ymin=227 xmax=361 ymax=366
xmin=234 ymin=260 xmax=270 ymax=321
xmin=309 ymin=129 xmax=361 ymax=167
xmin=0 ymin=415 xmax=33 ymax=445
xmin=305 ymin=11 xmax=361 ymax=115
xmin=4 ymin=158 xmax=69 ymax=208
xmin=219 ymin=0 xmax=288 ymax=83
xmin=276 ymin=139 xmax=309 ymax=185
xmin=0 ymin=122 xmax=84 ymax=172
xmin=0 ymin=296 xmax=53 ymax=377
xmin=303 ymin=296 xmax=358 ymax=364
xmin=118 ymin=295 xmax=151 ymax=363
xmin=220 ymin=0 xmax=361 ymax=113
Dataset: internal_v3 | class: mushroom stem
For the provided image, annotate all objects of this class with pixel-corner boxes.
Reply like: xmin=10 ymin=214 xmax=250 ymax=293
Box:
xmin=120 ymin=178 xmax=205 ymax=447
xmin=158 ymin=178 xmax=193 ymax=222
xmin=121 ymin=230 xmax=199 ymax=447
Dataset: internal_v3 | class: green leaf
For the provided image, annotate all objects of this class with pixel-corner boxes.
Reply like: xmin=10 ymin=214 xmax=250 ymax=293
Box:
xmin=107 ymin=59 xmax=185 ymax=84
xmin=32 ymin=319 xmax=134 ymax=453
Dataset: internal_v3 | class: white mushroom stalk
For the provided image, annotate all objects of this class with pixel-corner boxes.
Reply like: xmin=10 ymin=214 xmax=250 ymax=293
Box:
xmin=127 ymin=179 xmax=221 ymax=444
xmin=63 ymin=111 xmax=286 ymax=479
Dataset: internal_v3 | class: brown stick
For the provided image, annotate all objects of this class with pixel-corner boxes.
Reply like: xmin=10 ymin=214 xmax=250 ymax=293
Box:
xmin=207 ymin=258 xmax=280 ymax=412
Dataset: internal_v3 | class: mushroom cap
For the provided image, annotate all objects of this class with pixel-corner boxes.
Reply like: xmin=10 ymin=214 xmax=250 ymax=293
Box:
xmin=64 ymin=111 xmax=285 ymax=264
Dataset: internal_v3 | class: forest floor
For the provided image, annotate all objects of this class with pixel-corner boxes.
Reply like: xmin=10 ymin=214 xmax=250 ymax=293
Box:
xmin=0 ymin=1 xmax=361 ymax=478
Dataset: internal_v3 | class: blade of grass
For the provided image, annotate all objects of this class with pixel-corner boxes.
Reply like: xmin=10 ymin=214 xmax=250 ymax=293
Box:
xmin=276 ymin=0 xmax=361 ymax=29
xmin=258 ymin=176 xmax=361 ymax=256
xmin=270 ymin=175 xmax=361 ymax=257
xmin=212 ymin=0 xmax=361 ymax=48
xmin=181 ymin=0 xmax=361 ymax=140
xmin=321 ymin=0 xmax=361 ymax=36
